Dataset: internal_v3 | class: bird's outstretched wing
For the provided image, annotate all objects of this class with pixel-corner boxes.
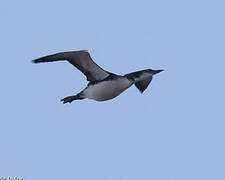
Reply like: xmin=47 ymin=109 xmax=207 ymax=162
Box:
xmin=32 ymin=50 xmax=110 ymax=82
xmin=124 ymin=70 xmax=153 ymax=93
xmin=134 ymin=77 xmax=152 ymax=93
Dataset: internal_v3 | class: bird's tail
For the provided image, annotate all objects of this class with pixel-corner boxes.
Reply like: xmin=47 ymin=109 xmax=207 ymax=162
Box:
xmin=60 ymin=93 xmax=85 ymax=104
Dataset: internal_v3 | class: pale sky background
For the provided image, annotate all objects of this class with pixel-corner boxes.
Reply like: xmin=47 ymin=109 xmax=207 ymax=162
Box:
xmin=1 ymin=0 xmax=225 ymax=180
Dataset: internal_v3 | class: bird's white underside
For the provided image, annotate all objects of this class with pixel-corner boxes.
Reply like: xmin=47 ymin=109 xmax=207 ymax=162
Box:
xmin=83 ymin=77 xmax=133 ymax=101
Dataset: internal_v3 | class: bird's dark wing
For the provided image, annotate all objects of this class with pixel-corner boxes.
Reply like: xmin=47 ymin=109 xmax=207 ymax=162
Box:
xmin=134 ymin=77 xmax=152 ymax=93
xmin=32 ymin=50 xmax=110 ymax=82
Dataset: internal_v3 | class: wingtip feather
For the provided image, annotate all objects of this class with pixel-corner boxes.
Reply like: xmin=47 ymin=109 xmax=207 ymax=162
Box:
xmin=32 ymin=60 xmax=37 ymax=63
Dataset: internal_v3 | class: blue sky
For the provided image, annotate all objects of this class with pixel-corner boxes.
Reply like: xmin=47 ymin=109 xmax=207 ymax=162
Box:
xmin=1 ymin=0 xmax=225 ymax=179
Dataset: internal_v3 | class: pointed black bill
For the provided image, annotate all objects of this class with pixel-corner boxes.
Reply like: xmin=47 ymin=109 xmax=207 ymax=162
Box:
xmin=153 ymin=69 xmax=164 ymax=75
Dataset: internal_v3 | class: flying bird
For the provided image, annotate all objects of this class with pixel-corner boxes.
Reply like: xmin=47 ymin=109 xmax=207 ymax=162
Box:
xmin=32 ymin=50 xmax=163 ymax=103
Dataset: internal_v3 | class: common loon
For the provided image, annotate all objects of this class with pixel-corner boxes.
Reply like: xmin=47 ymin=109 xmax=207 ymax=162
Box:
xmin=32 ymin=50 xmax=163 ymax=103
